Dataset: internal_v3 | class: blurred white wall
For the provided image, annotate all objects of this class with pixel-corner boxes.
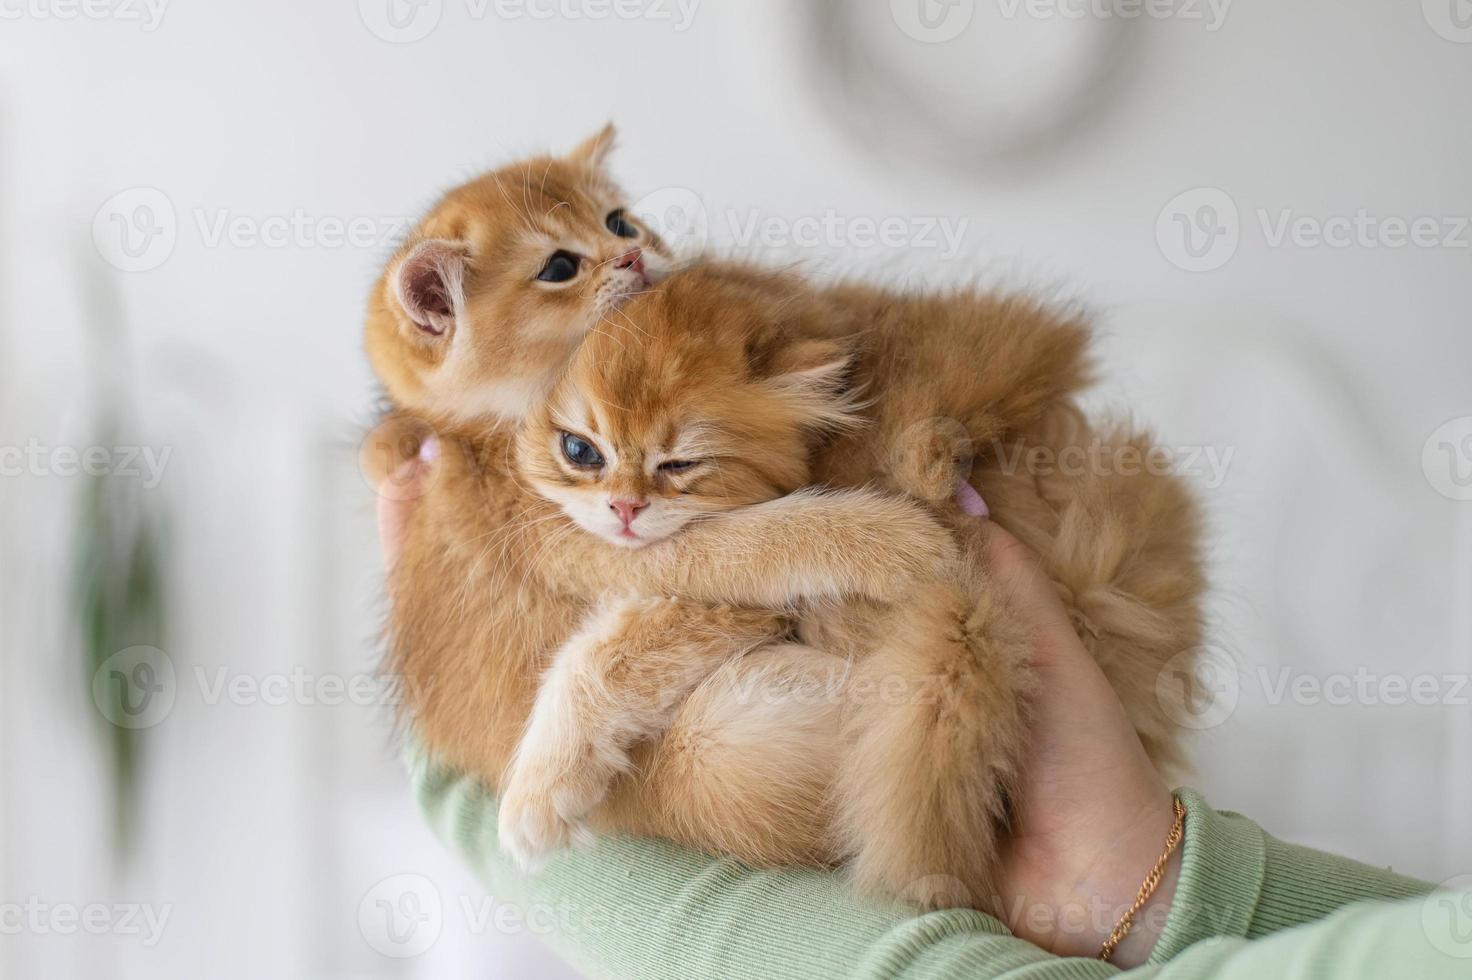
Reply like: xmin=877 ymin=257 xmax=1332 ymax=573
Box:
xmin=1 ymin=1 xmax=1469 ymax=976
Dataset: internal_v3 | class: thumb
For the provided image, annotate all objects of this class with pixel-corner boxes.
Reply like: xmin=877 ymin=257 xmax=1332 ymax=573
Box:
xmin=974 ymin=520 xmax=1077 ymax=652
xmin=373 ymin=434 xmax=436 ymax=572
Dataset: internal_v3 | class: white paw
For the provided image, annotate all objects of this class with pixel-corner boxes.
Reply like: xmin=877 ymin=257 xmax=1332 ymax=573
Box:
xmin=497 ymin=787 xmax=581 ymax=873
xmin=497 ymin=767 xmax=603 ymax=873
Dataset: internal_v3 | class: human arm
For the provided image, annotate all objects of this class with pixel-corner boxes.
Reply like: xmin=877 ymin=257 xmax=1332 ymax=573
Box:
xmin=412 ymin=755 xmax=1460 ymax=980
xmin=380 ymin=462 xmax=1448 ymax=976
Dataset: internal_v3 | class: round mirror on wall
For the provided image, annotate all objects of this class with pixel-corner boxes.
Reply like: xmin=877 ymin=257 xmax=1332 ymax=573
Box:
xmin=793 ymin=0 xmax=1131 ymax=173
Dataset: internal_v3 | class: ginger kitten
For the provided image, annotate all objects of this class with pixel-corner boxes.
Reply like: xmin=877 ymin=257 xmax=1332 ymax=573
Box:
xmin=367 ymin=135 xmax=1202 ymax=911
xmin=364 ymin=124 xmax=672 ymax=428
xmin=366 ymin=134 xmax=967 ymax=885
xmin=502 ymin=264 xmax=1204 ymax=907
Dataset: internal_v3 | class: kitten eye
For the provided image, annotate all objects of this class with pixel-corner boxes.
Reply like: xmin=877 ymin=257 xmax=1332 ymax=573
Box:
xmin=657 ymin=459 xmax=699 ymax=473
xmin=605 ymin=209 xmax=639 ymax=239
xmin=537 ymin=250 xmax=582 ymax=283
xmin=559 ymin=432 xmax=604 ymax=468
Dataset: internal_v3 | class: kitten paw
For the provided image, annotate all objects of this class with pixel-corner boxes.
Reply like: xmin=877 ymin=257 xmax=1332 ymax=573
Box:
xmin=497 ymin=784 xmax=592 ymax=873
xmin=496 ymin=758 xmax=611 ymax=872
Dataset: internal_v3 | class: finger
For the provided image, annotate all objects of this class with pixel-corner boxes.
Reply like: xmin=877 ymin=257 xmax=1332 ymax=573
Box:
xmin=376 ymin=436 xmax=436 ymax=571
xmin=975 ymin=521 xmax=1075 ymax=637
xmin=955 ymin=479 xmax=989 ymax=518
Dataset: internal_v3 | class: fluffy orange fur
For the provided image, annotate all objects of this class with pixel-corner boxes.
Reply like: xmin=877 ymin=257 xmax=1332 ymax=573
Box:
xmin=501 ymin=266 xmax=1202 ymax=905
xmin=367 ymin=132 xmax=1204 ymax=912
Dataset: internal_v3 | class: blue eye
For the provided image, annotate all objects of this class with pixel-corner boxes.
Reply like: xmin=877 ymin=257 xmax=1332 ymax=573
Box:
xmin=605 ymin=209 xmax=639 ymax=239
xmin=560 ymin=432 xmax=604 ymax=468
xmin=538 ymin=250 xmax=581 ymax=283
xmin=657 ymin=459 xmax=698 ymax=473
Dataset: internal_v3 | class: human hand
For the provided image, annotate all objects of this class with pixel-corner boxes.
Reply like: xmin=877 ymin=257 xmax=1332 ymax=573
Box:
xmin=977 ymin=515 xmax=1181 ymax=967
xmin=364 ymin=423 xmax=437 ymax=572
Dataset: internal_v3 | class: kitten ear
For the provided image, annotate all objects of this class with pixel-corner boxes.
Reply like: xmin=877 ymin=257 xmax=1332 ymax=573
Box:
xmin=765 ymin=338 xmax=852 ymax=392
xmin=568 ymin=122 xmax=617 ymax=170
xmin=393 ymin=239 xmax=470 ymax=338
xmin=761 ymin=338 xmax=860 ymax=433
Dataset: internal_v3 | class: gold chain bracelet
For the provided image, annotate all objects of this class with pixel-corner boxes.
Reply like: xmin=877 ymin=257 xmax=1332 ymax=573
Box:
xmin=1098 ymin=795 xmax=1187 ymax=962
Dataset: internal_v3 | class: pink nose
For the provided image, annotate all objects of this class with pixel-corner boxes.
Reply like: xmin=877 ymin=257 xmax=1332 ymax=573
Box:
xmin=609 ymin=498 xmax=649 ymax=526
xmin=614 ymin=248 xmax=645 ymax=276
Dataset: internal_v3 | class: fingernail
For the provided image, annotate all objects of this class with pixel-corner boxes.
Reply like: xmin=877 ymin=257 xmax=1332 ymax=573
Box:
xmin=956 ymin=480 xmax=989 ymax=519
xmin=419 ymin=435 xmax=439 ymax=463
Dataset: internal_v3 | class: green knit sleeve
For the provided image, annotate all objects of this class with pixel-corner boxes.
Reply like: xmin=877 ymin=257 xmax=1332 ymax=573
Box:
xmin=1150 ymin=788 xmax=1436 ymax=961
xmin=1134 ymin=890 xmax=1472 ymax=980
xmin=411 ymin=753 xmax=1459 ymax=979
xmin=411 ymin=750 xmax=1119 ymax=980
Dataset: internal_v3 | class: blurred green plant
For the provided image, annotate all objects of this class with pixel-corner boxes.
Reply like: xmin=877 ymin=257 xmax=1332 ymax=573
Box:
xmin=75 ymin=464 xmax=167 ymax=854
xmin=72 ymin=255 xmax=170 ymax=858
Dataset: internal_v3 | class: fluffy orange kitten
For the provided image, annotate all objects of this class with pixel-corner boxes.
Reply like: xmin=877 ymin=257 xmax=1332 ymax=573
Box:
xmin=364 ymin=124 xmax=673 ymax=426
xmin=503 ymin=265 xmax=1202 ymax=905
xmin=366 ymin=130 xmax=1203 ymax=911
xmin=365 ymin=130 xmax=969 ymax=890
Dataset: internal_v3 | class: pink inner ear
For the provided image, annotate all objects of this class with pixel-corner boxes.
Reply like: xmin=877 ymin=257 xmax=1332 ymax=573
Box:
xmin=403 ymin=264 xmax=451 ymax=335
xmin=396 ymin=241 xmax=466 ymax=337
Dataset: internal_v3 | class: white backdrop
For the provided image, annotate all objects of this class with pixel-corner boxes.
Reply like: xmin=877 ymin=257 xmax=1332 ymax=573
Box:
xmin=1 ymin=1 xmax=1469 ymax=977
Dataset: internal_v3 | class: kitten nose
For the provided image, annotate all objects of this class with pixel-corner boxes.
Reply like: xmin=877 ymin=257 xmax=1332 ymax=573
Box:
xmin=609 ymin=498 xmax=649 ymax=526
xmin=614 ymin=248 xmax=645 ymax=276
